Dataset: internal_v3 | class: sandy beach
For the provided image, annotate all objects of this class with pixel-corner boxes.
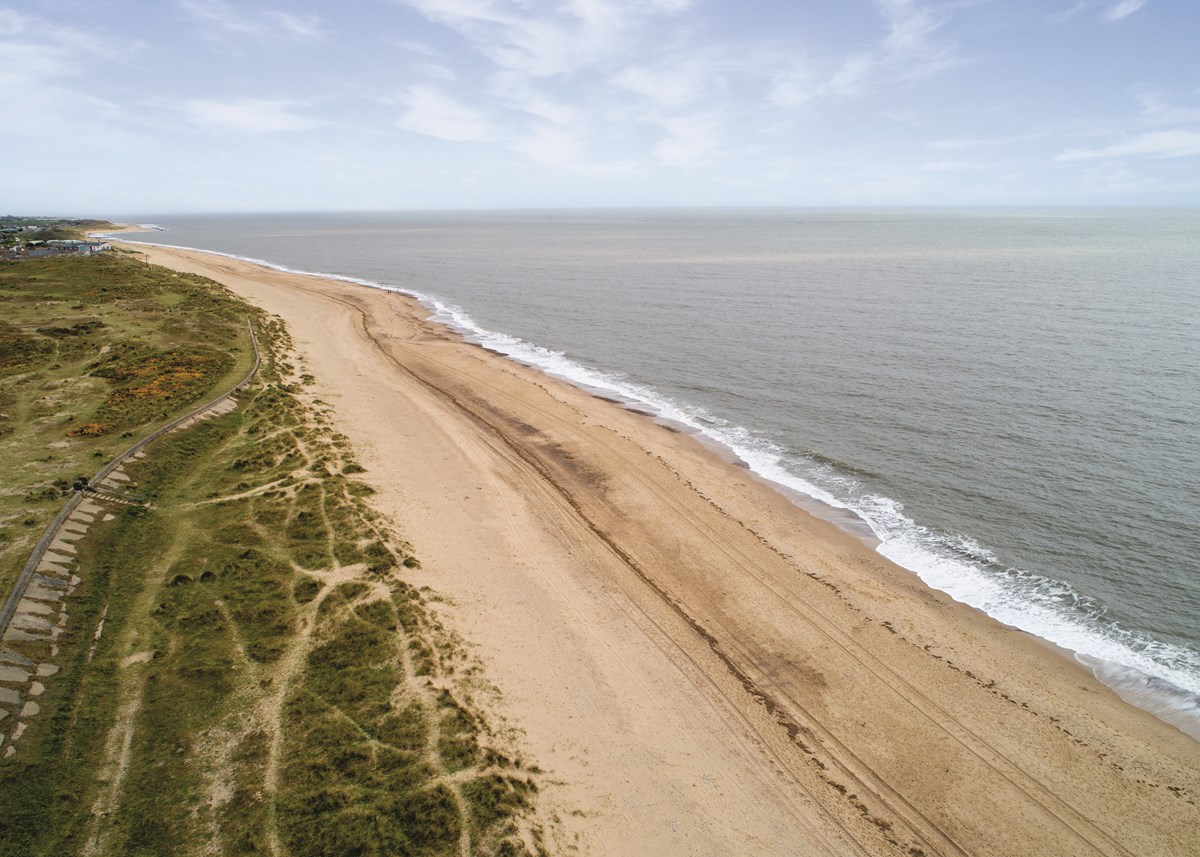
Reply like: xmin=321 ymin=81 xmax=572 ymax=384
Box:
xmin=127 ymin=242 xmax=1200 ymax=857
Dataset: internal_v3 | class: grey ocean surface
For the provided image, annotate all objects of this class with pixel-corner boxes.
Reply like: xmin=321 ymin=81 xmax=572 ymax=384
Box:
xmin=119 ymin=208 xmax=1200 ymax=736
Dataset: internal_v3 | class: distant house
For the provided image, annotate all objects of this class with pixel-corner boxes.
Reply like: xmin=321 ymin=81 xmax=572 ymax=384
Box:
xmin=46 ymin=239 xmax=111 ymax=255
xmin=1 ymin=238 xmax=112 ymax=260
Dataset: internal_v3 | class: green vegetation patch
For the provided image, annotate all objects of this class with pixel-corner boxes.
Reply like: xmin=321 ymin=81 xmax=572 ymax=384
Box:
xmin=0 ymin=316 xmax=544 ymax=856
xmin=91 ymin=347 xmax=236 ymax=431
xmin=0 ymin=253 xmax=252 ymax=598
xmin=0 ymin=329 xmax=56 ymax=377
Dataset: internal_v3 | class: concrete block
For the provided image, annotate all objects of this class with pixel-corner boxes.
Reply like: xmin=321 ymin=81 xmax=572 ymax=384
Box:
xmin=33 ymin=575 xmax=69 ymax=589
xmin=25 ymin=585 xmax=64 ymax=604
xmin=11 ymin=614 xmax=53 ymax=633
xmin=0 ymin=666 xmax=30 ymax=684
xmin=2 ymin=628 xmax=44 ymax=643
xmin=16 ymin=600 xmax=53 ymax=616
xmin=0 ymin=648 xmax=34 ymax=667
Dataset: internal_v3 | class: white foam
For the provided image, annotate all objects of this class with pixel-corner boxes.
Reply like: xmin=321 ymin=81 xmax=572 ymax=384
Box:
xmin=396 ymin=288 xmax=1200 ymax=731
xmin=92 ymin=225 xmax=165 ymax=236
xmin=398 ymin=284 xmax=1200 ymax=736
xmin=1077 ymin=655 xmax=1200 ymax=740
xmin=874 ymin=520 xmax=1200 ymax=693
xmin=113 ymin=229 xmax=1200 ymax=740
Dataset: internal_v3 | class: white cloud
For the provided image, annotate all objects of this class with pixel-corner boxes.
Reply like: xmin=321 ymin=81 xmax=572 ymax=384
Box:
xmin=826 ymin=53 xmax=876 ymax=97
xmin=411 ymin=61 xmax=458 ymax=81
xmin=396 ymin=84 xmax=496 ymax=142
xmin=396 ymin=0 xmax=720 ymax=167
xmin=875 ymin=0 xmax=958 ymax=80
xmin=390 ymin=0 xmax=964 ymax=180
xmin=1135 ymin=92 xmax=1200 ymax=125
xmin=184 ymin=98 xmax=320 ymax=133
xmin=774 ymin=1 xmax=958 ymax=103
xmin=178 ymin=0 xmax=324 ymax=42
xmin=826 ymin=169 xmax=932 ymax=203
xmin=928 ymin=132 xmax=1043 ymax=150
xmin=1047 ymin=1 xmax=1087 ymax=25
xmin=918 ymin=159 xmax=995 ymax=172
xmin=179 ymin=0 xmax=260 ymax=35
xmin=0 ymin=10 xmax=25 ymax=37
xmin=507 ymin=120 xmax=640 ymax=175
xmin=1103 ymin=0 xmax=1147 ymax=21
xmin=613 ymin=62 xmax=712 ymax=108
xmin=396 ymin=39 xmax=443 ymax=57
xmin=653 ymin=113 xmax=721 ymax=167
xmin=0 ymin=12 xmax=132 ymax=141
xmin=0 ymin=38 xmax=70 ymax=81
xmin=490 ymin=73 xmax=578 ymax=124
xmin=0 ymin=9 xmax=136 ymax=64
xmin=1056 ymin=129 xmax=1200 ymax=160
xmin=509 ymin=124 xmax=584 ymax=168
xmin=769 ymin=63 xmax=817 ymax=109
xmin=1071 ymin=160 xmax=1187 ymax=196
xmin=269 ymin=12 xmax=324 ymax=40
xmin=399 ymin=0 xmax=686 ymax=77
xmin=509 ymin=125 xmax=626 ymax=175
xmin=880 ymin=0 xmax=946 ymax=54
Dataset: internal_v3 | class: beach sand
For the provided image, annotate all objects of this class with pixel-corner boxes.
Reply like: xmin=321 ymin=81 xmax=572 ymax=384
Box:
xmin=129 ymin=242 xmax=1200 ymax=857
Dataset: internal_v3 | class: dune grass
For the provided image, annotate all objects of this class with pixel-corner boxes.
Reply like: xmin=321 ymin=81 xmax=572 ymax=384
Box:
xmin=0 ymin=269 xmax=544 ymax=855
xmin=0 ymin=253 xmax=253 ymax=597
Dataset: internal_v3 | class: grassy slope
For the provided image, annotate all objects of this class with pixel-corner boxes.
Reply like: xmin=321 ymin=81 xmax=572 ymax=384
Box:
xmin=0 ymin=259 xmax=544 ymax=856
xmin=0 ymin=254 xmax=253 ymax=597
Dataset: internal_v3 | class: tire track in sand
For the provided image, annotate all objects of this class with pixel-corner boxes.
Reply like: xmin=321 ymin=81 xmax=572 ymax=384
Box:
xmin=167 ymin=249 xmax=1195 ymax=857
xmin=336 ymin=288 xmax=1141 ymax=857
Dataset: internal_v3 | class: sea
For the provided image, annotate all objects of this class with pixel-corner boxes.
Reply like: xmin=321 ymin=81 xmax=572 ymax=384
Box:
xmin=108 ymin=208 xmax=1200 ymax=740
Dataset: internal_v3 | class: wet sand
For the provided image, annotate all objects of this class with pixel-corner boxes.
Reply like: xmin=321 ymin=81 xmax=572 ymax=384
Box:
xmin=129 ymin=242 xmax=1200 ymax=857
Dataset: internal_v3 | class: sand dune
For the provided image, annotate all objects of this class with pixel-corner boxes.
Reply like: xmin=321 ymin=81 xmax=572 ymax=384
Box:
xmin=131 ymin=243 xmax=1200 ymax=857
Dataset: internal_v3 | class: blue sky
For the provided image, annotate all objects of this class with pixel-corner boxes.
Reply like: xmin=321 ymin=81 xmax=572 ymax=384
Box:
xmin=3 ymin=0 xmax=1198 ymax=213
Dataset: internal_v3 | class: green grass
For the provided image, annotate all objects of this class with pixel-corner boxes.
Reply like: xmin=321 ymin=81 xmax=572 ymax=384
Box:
xmin=0 ymin=305 xmax=544 ymax=856
xmin=0 ymin=253 xmax=254 ymax=597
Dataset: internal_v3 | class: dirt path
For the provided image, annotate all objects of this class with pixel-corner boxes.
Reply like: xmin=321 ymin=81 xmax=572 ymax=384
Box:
xmin=0 ymin=324 xmax=258 ymax=757
xmin=81 ymin=535 xmax=189 ymax=857
xmin=133 ymin=244 xmax=1200 ymax=857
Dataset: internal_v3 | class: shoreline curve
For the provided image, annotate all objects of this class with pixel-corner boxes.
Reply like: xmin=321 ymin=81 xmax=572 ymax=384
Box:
xmin=118 ymin=238 xmax=1200 ymax=857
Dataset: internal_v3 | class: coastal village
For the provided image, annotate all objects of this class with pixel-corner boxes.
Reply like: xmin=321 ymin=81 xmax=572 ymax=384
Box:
xmin=0 ymin=217 xmax=112 ymax=260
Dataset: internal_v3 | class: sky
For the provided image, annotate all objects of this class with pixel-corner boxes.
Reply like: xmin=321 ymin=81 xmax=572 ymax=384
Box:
xmin=3 ymin=0 xmax=1199 ymax=213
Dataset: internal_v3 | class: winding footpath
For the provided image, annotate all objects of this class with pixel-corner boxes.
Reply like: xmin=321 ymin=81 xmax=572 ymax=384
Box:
xmin=0 ymin=322 xmax=260 ymax=756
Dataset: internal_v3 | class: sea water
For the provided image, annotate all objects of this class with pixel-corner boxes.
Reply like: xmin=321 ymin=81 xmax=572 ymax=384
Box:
xmin=112 ymin=208 xmax=1200 ymax=738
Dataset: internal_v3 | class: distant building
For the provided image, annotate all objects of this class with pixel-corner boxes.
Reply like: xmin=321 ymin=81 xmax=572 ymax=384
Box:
xmin=46 ymin=239 xmax=111 ymax=254
xmin=1 ymin=239 xmax=111 ymax=260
